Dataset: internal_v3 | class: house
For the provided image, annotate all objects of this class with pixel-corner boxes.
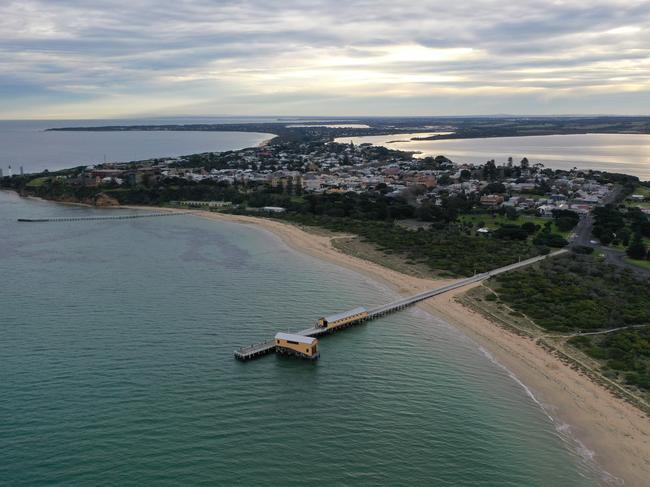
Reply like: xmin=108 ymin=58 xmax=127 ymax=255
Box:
xmin=537 ymin=205 xmax=556 ymax=217
xmin=480 ymin=194 xmax=504 ymax=207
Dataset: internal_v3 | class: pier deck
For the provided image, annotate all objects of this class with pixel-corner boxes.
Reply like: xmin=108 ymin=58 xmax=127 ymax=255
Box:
xmin=17 ymin=212 xmax=189 ymax=223
xmin=234 ymin=250 xmax=567 ymax=361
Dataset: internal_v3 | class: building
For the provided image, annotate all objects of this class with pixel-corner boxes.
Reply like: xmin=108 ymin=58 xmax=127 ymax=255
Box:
xmin=480 ymin=194 xmax=504 ymax=207
xmin=274 ymin=333 xmax=319 ymax=359
xmin=318 ymin=307 xmax=368 ymax=330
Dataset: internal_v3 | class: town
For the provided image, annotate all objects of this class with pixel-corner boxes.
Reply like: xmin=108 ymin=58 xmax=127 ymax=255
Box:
xmin=11 ymin=138 xmax=627 ymax=217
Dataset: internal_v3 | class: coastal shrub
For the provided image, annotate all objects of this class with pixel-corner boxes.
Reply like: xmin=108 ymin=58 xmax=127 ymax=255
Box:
xmin=494 ymin=255 xmax=650 ymax=390
xmin=272 ymin=213 xmax=541 ymax=277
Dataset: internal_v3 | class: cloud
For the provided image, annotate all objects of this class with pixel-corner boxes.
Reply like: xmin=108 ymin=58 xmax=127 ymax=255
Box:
xmin=1 ymin=0 xmax=650 ymax=117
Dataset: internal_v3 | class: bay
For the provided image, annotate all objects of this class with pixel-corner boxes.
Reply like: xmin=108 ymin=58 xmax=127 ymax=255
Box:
xmin=338 ymin=133 xmax=650 ymax=181
xmin=0 ymin=191 xmax=605 ymax=485
xmin=0 ymin=118 xmax=276 ymax=174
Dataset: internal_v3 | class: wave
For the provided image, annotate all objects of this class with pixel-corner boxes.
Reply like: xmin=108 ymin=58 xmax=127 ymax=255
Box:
xmin=478 ymin=346 xmax=623 ymax=486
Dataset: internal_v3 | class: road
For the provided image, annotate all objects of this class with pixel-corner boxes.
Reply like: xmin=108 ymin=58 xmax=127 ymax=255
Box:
xmin=569 ymin=187 xmax=650 ymax=279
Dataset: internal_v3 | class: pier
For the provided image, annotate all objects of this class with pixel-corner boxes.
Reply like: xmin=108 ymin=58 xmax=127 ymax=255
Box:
xmin=17 ymin=212 xmax=189 ymax=223
xmin=234 ymin=250 xmax=567 ymax=361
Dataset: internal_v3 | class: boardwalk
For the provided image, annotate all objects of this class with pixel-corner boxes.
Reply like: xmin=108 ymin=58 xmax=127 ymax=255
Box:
xmin=234 ymin=250 xmax=567 ymax=360
xmin=17 ymin=212 xmax=190 ymax=223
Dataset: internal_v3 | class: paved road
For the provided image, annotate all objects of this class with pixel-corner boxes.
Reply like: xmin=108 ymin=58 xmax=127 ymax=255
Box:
xmin=569 ymin=187 xmax=650 ymax=279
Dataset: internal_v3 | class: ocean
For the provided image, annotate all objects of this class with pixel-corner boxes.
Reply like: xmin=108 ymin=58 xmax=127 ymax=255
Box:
xmin=0 ymin=118 xmax=278 ymax=174
xmin=338 ymin=132 xmax=650 ymax=181
xmin=0 ymin=191 xmax=606 ymax=485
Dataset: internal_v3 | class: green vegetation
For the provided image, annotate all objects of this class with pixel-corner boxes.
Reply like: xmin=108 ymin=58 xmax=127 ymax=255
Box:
xmin=592 ymin=204 xmax=650 ymax=259
xmin=489 ymin=253 xmax=650 ymax=391
xmin=570 ymin=329 xmax=650 ymax=391
xmin=631 ymin=185 xmax=650 ymax=197
xmin=493 ymin=254 xmax=650 ymax=331
xmin=271 ymin=213 xmax=543 ymax=277
xmin=625 ymin=258 xmax=650 ymax=270
xmin=459 ymin=213 xmax=570 ymax=236
xmin=625 ymin=185 xmax=650 ymax=209
xmin=25 ymin=176 xmax=50 ymax=188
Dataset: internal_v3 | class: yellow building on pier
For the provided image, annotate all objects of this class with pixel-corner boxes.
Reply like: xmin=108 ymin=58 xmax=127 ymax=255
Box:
xmin=317 ymin=307 xmax=368 ymax=330
xmin=274 ymin=333 xmax=319 ymax=359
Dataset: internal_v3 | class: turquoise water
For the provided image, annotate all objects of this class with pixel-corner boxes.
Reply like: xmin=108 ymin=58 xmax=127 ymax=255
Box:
xmin=1 ymin=191 xmax=604 ymax=485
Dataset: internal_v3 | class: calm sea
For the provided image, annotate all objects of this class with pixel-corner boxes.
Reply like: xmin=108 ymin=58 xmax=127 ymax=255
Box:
xmin=0 ymin=191 xmax=607 ymax=485
xmin=0 ymin=118 xmax=278 ymax=174
xmin=338 ymin=133 xmax=650 ymax=181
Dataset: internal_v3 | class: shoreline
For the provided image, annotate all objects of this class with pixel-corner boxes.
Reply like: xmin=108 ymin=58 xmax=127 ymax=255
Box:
xmin=126 ymin=205 xmax=650 ymax=487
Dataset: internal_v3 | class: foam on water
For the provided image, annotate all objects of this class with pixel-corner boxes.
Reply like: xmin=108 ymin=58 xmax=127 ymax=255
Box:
xmin=478 ymin=346 xmax=622 ymax=486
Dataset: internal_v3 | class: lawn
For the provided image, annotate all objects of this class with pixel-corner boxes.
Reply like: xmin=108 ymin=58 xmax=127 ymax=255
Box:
xmin=625 ymin=257 xmax=650 ymax=270
xmin=626 ymin=201 xmax=650 ymax=209
xmin=609 ymin=237 xmax=650 ymax=252
xmin=626 ymin=185 xmax=650 ymax=208
xmin=460 ymin=213 xmax=569 ymax=237
xmin=25 ymin=176 xmax=50 ymax=188
xmin=631 ymin=185 xmax=650 ymax=197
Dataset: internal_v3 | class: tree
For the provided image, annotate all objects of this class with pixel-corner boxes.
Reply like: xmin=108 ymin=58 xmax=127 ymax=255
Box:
xmin=626 ymin=232 xmax=647 ymax=260
xmin=483 ymin=182 xmax=506 ymax=194
xmin=504 ymin=206 xmax=518 ymax=220
xmin=521 ymin=222 xmax=539 ymax=235
xmin=482 ymin=160 xmax=498 ymax=181
xmin=618 ymin=227 xmax=631 ymax=247
xmin=493 ymin=224 xmax=528 ymax=240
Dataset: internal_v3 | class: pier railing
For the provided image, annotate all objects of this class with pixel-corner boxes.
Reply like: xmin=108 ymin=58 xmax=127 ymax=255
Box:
xmin=17 ymin=212 xmax=190 ymax=223
xmin=234 ymin=250 xmax=567 ymax=361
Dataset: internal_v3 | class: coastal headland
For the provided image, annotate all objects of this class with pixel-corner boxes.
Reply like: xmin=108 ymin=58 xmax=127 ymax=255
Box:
xmin=124 ymin=205 xmax=650 ymax=487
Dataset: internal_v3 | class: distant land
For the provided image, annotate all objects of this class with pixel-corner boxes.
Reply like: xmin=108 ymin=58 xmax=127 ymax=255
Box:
xmin=5 ymin=114 xmax=650 ymax=485
xmin=47 ymin=116 xmax=650 ymax=143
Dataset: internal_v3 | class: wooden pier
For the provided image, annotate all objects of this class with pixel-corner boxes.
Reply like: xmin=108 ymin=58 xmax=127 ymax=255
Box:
xmin=234 ymin=250 xmax=567 ymax=361
xmin=17 ymin=212 xmax=190 ymax=223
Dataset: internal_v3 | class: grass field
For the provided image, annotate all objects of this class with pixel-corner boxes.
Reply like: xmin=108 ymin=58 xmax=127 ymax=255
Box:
xmin=459 ymin=213 xmax=570 ymax=236
xmin=625 ymin=257 xmax=650 ymax=270
xmin=25 ymin=177 xmax=50 ymax=188
xmin=626 ymin=185 xmax=650 ymax=208
xmin=631 ymin=185 xmax=650 ymax=197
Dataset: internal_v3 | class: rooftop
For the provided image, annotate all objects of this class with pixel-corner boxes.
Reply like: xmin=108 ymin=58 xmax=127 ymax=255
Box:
xmin=275 ymin=333 xmax=317 ymax=344
xmin=322 ymin=306 xmax=367 ymax=323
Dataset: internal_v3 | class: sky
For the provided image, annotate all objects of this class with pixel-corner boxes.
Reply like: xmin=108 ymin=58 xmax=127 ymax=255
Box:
xmin=1 ymin=0 xmax=650 ymax=119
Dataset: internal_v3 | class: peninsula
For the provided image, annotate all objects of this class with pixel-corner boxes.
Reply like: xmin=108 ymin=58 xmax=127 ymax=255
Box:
xmin=4 ymin=122 xmax=650 ymax=485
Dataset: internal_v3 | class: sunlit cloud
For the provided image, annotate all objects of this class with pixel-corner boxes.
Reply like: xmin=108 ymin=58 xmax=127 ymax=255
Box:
xmin=1 ymin=0 xmax=650 ymax=118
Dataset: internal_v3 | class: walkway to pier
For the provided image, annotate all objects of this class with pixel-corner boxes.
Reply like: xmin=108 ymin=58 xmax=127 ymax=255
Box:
xmin=234 ymin=250 xmax=568 ymax=360
xmin=17 ymin=212 xmax=189 ymax=223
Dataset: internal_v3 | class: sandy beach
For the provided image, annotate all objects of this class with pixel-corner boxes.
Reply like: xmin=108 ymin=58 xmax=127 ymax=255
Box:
xmin=128 ymin=206 xmax=650 ymax=486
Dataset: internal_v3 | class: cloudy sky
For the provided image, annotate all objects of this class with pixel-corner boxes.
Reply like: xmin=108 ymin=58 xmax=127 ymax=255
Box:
xmin=1 ymin=0 xmax=650 ymax=119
